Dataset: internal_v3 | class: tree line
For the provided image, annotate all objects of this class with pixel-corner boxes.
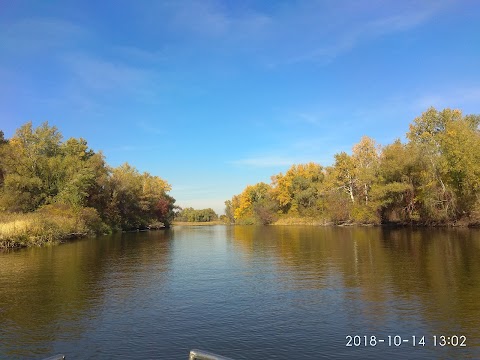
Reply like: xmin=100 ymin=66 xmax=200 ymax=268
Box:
xmin=225 ymin=108 xmax=480 ymax=226
xmin=0 ymin=122 xmax=175 ymax=236
xmin=174 ymin=207 xmax=218 ymax=222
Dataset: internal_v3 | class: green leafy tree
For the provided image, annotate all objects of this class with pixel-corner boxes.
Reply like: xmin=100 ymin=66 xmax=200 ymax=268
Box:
xmin=375 ymin=140 xmax=421 ymax=222
xmin=106 ymin=163 xmax=173 ymax=229
xmin=224 ymin=200 xmax=235 ymax=223
xmin=227 ymin=107 xmax=480 ymax=226
xmin=54 ymin=138 xmax=98 ymax=207
xmin=439 ymin=117 xmax=480 ymax=217
xmin=352 ymin=136 xmax=379 ymax=206
xmin=331 ymin=152 xmax=357 ymax=204
xmin=0 ymin=130 xmax=8 ymax=186
xmin=175 ymin=207 xmax=219 ymax=222
xmin=0 ymin=122 xmax=63 ymax=211
xmin=407 ymin=107 xmax=479 ymax=222
xmin=0 ymin=122 xmax=177 ymax=244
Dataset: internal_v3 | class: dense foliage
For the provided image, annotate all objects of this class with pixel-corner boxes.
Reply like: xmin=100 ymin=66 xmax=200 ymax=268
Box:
xmin=174 ymin=207 xmax=218 ymax=222
xmin=0 ymin=122 xmax=175 ymax=247
xmin=227 ymin=108 xmax=480 ymax=226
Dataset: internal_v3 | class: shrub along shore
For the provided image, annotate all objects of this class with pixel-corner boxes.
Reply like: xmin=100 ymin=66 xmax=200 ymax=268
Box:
xmin=0 ymin=207 xmax=169 ymax=249
xmin=225 ymin=108 xmax=480 ymax=227
xmin=0 ymin=123 xmax=175 ymax=249
xmin=2 ymin=107 xmax=480 ymax=248
xmin=0 ymin=207 xmax=98 ymax=248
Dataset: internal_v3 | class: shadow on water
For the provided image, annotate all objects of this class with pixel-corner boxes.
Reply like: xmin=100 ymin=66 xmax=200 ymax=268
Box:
xmin=231 ymin=226 xmax=480 ymax=356
xmin=0 ymin=230 xmax=174 ymax=359
xmin=1 ymin=226 xmax=479 ymax=359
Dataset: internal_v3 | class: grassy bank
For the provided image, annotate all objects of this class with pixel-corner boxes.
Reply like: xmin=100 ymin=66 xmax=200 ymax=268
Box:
xmin=271 ymin=216 xmax=480 ymax=227
xmin=0 ymin=205 xmax=105 ymax=249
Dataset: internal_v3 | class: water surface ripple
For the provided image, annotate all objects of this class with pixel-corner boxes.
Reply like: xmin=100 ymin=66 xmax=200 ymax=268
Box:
xmin=1 ymin=226 xmax=479 ymax=359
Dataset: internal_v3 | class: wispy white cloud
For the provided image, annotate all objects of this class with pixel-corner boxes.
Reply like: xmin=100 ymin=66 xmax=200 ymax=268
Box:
xmin=295 ymin=113 xmax=324 ymax=126
xmin=106 ymin=144 xmax=165 ymax=153
xmin=62 ymin=53 xmax=164 ymax=106
xmin=414 ymin=87 xmax=480 ymax=111
xmin=230 ymin=149 xmax=342 ymax=169
xmin=1 ymin=1 xmax=449 ymax=76
xmin=65 ymin=54 xmax=153 ymax=92
xmin=284 ymin=2 xmax=445 ymax=65
xmin=461 ymin=88 xmax=480 ymax=103
xmin=148 ymin=0 xmax=272 ymax=40
xmin=368 ymin=9 xmax=434 ymax=33
xmin=229 ymin=144 xmax=341 ymax=168
xmin=1 ymin=15 xmax=173 ymax=117
xmin=141 ymin=0 xmax=449 ymax=67
xmin=136 ymin=121 xmax=165 ymax=135
xmin=315 ymin=85 xmax=480 ymax=145
xmin=348 ymin=86 xmax=480 ymax=126
xmin=0 ymin=18 xmax=87 ymax=54
xmin=169 ymin=0 xmax=231 ymax=37
xmin=112 ymin=46 xmax=169 ymax=64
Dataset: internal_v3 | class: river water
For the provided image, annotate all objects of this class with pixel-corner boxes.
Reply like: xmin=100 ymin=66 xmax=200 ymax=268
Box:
xmin=0 ymin=225 xmax=479 ymax=359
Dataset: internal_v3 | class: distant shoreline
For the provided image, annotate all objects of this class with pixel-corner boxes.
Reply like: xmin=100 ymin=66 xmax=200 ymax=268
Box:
xmin=2 ymin=219 xmax=478 ymax=250
xmin=172 ymin=220 xmax=225 ymax=226
xmin=174 ymin=218 xmax=479 ymax=227
xmin=271 ymin=218 xmax=479 ymax=228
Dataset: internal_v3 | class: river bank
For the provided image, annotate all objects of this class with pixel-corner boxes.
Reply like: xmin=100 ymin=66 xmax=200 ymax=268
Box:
xmin=3 ymin=215 xmax=478 ymax=250
xmin=272 ymin=216 xmax=480 ymax=227
xmin=0 ymin=220 xmax=87 ymax=249
xmin=0 ymin=204 xmax=110 ymax=249
xmin=0 ymin=216 xmax=225 ymax=249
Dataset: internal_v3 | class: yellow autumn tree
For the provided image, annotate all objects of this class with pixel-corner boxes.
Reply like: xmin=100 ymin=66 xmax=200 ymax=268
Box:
xmin=271 ymin=162 xmax=323 ymax=215
xmin=232 ymin=182 xmax=276 ymax=224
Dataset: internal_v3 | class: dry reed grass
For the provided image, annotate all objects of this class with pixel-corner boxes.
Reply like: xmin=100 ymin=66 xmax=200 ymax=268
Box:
xmin=0 ymin=208 xmax=92 ymax=248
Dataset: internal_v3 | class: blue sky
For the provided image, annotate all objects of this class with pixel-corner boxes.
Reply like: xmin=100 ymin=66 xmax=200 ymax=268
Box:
xmin=1 ymin=0 xmax=480 ymax=214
